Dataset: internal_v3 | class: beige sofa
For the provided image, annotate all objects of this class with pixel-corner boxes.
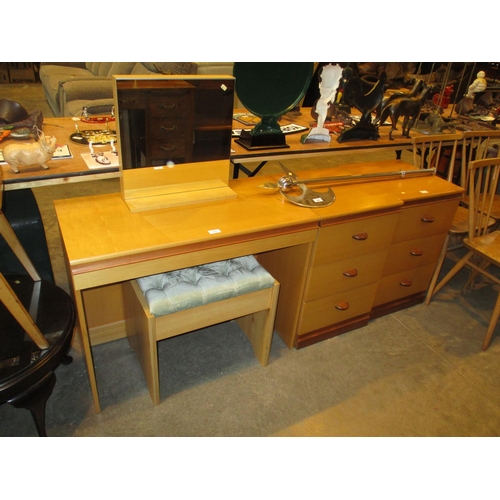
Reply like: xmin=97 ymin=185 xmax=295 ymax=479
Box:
xmin=39 ymin=62 xmax=234 ymax=117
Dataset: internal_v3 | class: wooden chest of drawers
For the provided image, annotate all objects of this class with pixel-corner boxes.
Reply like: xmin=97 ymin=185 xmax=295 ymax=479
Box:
xmin=296 ymin=212 xmax=399 ymax=345
xmin=292 ymin=194 xmax=461 ymax=348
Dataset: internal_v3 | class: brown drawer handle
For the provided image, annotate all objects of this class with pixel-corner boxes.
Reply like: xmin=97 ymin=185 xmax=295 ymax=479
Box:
xmin=335 ymin=301 xmax=350 ymax=310
xmin=400 ymin=278 xmax=413 ymax=287
xmin=343 ymin=269 xmax=358 ymax=278
xmin=352 ymin=232 xmax=368 ymax=241
xmin=410 ymin=248 xmax=423 ymax=257
xmin=160 ymin=146 xmax=177 ymax=152
xmin=160 ymin=104 xmax=176 ymax=109
xmin=161 ymin=126 xmax=177 ymax=132
xmin=421 ymin=215 xmax=435 ymax=223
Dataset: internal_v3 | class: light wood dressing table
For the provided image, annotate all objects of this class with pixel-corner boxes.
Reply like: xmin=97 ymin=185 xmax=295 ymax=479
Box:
xmin=55 ymin=160 xmax=463 ymax=413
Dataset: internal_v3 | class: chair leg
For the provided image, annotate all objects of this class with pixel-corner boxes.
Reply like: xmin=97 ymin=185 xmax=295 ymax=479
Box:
xmin=8 ymin=371 xmax=56 ymax=437
xmin=464 ymin=257 xmax=490 ymax=290
xmin=425 ymin=234 xmax=450 ymax=305
xmin=432 ymin=250 xmax=473 ymax=297
xmin=482 ymin=290 xmax=500 ymax=350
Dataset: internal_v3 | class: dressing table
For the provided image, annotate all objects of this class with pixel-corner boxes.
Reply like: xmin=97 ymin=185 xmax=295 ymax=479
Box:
xmin=53 ymin=74 xmax=464 ymax=413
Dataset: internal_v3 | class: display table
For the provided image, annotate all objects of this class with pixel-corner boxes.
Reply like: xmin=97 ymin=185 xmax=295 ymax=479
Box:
xmin=1 ymin=113 xmax=416 ymax=188
xmin=1 ymin=117 xmax=120 ymax=191
xmin=230 ymin=109 xmax=416 ymax=178
xmin=54 ymin=160 xmax=463 ymax=412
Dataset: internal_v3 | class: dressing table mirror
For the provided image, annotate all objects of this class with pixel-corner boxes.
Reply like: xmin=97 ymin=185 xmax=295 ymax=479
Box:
xmin=113 ymin=74 xmax=236 ymax=212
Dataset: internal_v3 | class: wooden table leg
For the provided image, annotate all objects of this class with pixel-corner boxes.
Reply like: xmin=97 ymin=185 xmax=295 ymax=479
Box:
xmin=74 ymin=289 xmax=101 ymax=413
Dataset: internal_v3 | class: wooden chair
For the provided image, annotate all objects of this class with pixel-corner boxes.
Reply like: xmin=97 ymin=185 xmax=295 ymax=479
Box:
xmin=459 ymin=130 xmax=500 ymax=218
xmin=0 ymin=206 xmax=75 ymax=436
xmin=123 ymin=256 xmax=280 ymax=405
xmin=411 ymin=133 xmax=463 ymax=172
xmin=425 ymin=131 xmax=500 ymax=305
xmin=426 ymin=157 xmax=500 ymax=350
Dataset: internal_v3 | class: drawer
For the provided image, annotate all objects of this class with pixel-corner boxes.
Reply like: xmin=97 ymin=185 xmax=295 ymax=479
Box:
xmin=373 ymin=263 xmax=436 ymax=307
xmin=147 ymin=91 xmax=192 ymax=118
xmin=381 ymin=232 xmax=448 ymax=277
xmin=298 ymin=283 xmax=378 ymax=335
xmin=313 ymin=212 xmax=399 ymax=266
xmin=305 ymin=249 xmax=388 ymax=302
xmin=392 ymin=199 xmax=459 ymax=243
xmin=148 ymin=119 xmax=190 ymax=141
xmin=148 ymin=137 xmax=189 ymax=159
xmin=117 ymin=90 xmax=145 ymax=109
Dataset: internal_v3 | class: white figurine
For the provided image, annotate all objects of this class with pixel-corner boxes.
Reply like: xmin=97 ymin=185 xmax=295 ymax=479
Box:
xmin=466 ymin=71 xmax=487 ymax=99
xmin=2 ymin=131 xmax=57 ymax=173
xmin=304 ymin=64 xmax=343 ymax=143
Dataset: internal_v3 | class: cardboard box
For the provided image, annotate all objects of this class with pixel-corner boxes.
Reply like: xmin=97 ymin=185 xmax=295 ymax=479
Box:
xmin=8 ymin=62 xmax=36 ymax=83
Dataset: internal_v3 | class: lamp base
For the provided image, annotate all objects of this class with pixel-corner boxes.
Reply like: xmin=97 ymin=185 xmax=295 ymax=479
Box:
xmin=235 ymin=129 xmax=289 ymax=150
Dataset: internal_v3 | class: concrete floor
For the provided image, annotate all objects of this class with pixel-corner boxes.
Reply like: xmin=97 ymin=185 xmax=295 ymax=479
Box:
xmin=2 ymin=84 xmax=500 ymax=440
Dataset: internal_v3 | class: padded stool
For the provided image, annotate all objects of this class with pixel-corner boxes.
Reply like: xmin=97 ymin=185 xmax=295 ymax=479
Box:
xmin=123 ymin=255 xmax=279 ymax=405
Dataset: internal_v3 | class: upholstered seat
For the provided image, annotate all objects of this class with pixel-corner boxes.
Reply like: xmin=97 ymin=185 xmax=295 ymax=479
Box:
xmin=124 ymin=255 xmax=279 ymax=405
xmin=137 ymin=256 xmax=275 ymax=316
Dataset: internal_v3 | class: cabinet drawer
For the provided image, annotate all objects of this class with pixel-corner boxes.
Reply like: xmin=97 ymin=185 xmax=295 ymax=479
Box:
xmin=148 ymin=137 xmax=189 ymax=159
xmin=381 ymin=232 xmax=448 ymax=276
xmin=299 ymin=283 xmax=378 ymax=334
xmin=392 ymin=199 xmax=459 ymax=243
xmin=147 ymin=91 xmax=192 ymax=118
xmin=313 ymin=212 xmax=399 ymax=266
xmin=148 ymin=119 xmax=190 ymax=141
xmin=373 ymin=263 xmax=436 ymax=307
xmin=305 ymin=249 xmax=388 ymax=302
xmin=117 ymin=90 xmax=145 ymax=109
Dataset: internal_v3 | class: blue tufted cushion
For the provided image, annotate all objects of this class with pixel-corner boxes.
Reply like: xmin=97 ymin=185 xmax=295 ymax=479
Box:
xmin=136 ymin=256 xmax=275 ymax=317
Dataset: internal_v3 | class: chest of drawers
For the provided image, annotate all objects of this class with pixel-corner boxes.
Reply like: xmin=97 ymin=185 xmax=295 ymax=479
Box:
xmin=371 ymin=198 xmax=459 ymax=316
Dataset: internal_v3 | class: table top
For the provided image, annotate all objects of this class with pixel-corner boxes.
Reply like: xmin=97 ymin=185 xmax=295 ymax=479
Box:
xmin=54 ymin=160 xmax=464 ymax=291
xmin=230 ymin=108 xmax=416 ymax=163
xmin=2 ymin=108 xmax=484 ymax=190
xmin=1 ymin=117 xmax=120 ymax=190
xmin=0 ymin=110 xmax=426 ymax=190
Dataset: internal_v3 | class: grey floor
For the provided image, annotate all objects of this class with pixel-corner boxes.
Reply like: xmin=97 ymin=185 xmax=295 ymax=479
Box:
xmin=2 ymin=83 xmax=500 ymax=439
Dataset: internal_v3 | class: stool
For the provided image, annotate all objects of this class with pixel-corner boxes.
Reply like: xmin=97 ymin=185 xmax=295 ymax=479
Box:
xmin=123 ymin=255 xmax=280 ymax=405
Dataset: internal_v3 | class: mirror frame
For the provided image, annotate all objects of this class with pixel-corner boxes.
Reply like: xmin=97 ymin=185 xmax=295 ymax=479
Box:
xmin=113 ymin=74 xmax=236 ymax=212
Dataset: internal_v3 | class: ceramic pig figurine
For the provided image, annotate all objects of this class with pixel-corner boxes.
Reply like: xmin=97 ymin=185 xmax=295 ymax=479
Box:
xmin=2 ymin=132 xmax=57 ymax=173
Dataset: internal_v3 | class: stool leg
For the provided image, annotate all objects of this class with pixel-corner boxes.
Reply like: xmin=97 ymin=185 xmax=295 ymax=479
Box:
xmin=9 ymin=371 xmax=56 ymax=437
xmin=236 ymin=281 xmax=280 ymax=366
xmin=124 ymin=281 xmax=161 ymax=405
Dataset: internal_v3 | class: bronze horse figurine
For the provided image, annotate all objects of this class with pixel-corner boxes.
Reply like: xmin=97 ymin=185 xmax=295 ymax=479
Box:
xmin=379 ymin=84 xmax=432 ymax=140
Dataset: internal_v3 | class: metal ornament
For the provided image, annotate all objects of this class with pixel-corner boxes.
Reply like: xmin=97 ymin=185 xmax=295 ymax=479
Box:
xmin=260 ymin=163 xmax=437 ymax=208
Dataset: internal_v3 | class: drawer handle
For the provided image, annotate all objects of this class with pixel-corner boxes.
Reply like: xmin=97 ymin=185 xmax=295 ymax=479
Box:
xmin=400 ymin=278 xmax=412 ymax=287
xmin=335 ymin=301 xmax=350 ymax=310
xmin=352 ymin=232 xmax=368 ymax=241
xmin=421 ymin=215 xmax=435 ymax=223
xmin=160 ymin=104 xmax=176 ymax=109
xmin=410 ymin=248 xmax=423 ymax=257
xmin=160 ymin=146 xmax=177 ymax=152
xmin=343 ymin=269 xmax=358 ymax=278
xmin=161 ymin=126 xmax=177 ymax=132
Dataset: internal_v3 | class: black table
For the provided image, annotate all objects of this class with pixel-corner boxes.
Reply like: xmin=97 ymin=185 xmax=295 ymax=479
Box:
xmin=0 ymin=274 xmax=75 ymax=436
